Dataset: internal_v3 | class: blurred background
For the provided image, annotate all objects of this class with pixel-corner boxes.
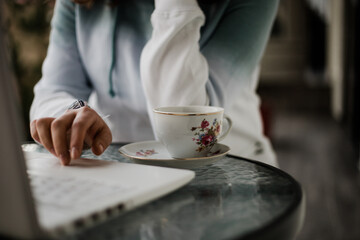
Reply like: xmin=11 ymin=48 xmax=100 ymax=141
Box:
xmin=1 ymin=0 xmax=360 ymax=239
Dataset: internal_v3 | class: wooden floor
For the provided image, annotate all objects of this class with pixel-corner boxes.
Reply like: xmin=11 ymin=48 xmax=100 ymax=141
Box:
xmin=259 ymin=85 xmax=360 ymax=240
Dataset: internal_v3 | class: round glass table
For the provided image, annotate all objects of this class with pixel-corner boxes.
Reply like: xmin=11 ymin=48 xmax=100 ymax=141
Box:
xmin=23 ymin=143 xmax=305 ymax=240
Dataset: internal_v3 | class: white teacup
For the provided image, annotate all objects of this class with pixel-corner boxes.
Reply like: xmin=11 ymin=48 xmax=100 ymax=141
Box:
xmin=153 ymin=106 xmax=232 ymax=159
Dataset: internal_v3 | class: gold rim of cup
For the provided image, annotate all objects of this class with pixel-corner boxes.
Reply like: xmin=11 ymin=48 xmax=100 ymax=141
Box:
xmin=153 ymin=106 xmax=224 ymax=116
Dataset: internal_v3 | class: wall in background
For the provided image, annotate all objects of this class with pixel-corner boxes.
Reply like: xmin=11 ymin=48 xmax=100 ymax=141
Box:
xmin=260 ymin=0 xmax=309 ymax=85
xmin=2 ymin=1 xmax=53 ymax=140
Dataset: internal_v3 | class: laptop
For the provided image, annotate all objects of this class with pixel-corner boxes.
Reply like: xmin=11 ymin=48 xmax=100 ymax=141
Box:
xmin=0 ymin=16 xmax=195 ymax=239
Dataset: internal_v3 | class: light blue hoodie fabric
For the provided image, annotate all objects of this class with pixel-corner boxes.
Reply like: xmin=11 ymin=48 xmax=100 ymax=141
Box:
xmin=30 ymin=0 xmax=279 ymax=165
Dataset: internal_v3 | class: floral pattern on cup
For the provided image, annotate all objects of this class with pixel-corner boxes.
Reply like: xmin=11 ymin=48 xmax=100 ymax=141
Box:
xmin=191 ymin=118 xmax=221 ymax=152
xmin=136 ymin=149 xmax=158 ymax=157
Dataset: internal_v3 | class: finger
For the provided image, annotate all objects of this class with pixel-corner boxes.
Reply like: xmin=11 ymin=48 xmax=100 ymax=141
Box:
xmin=51 ymin=112 xmax=76 ymax=165
xmin=69 ymin=107 xmax=97 ymax=160
xmin=30 ymin=120 xmax=40 ymax=143
xmin=83 ymin=116 xmax=103 ymax=148
xmin=92 ymin=124 xmax=112 ymax=156
xmin=82 ymin=114 xmax=112 ymax=155
xmin=35 ymin=118 xmax=56 ymax=156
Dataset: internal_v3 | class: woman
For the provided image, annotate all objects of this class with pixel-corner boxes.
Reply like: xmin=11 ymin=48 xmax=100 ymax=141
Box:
xmin=30 ymin=0 xmax=279 ymax=166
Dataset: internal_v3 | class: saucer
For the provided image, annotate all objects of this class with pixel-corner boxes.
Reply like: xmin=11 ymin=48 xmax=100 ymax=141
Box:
xmin=118 ymin=141 xmax=230 ymax=169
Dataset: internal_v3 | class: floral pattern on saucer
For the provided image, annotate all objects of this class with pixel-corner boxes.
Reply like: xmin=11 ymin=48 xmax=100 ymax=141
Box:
xmin=136 ymin=149 xmax=158 ymax=157
xmin=191 ymin=118 xmax=221 ymax=152
xmin=119 ymin=141 xmax=230 ymax=169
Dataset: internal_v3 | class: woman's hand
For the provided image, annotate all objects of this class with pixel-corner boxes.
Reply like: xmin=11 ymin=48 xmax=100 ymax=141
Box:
xmin=30 ymin=107 xmax=112 ymax=165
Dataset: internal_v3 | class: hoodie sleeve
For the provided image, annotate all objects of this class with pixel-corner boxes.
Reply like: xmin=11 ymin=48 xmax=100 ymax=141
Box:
xmin=140 ymin=0 xmax=278 ymax=113
xmin=140 ymin=0 xmax=209 ymax=112
xmin=30 ymin=0 xmax=91 ymax=120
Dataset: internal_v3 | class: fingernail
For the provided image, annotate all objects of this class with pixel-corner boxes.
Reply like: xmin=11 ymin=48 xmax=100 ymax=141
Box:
xmin=59 ymin=153 xmax=69 ymax=166
xmin=98 ymin=144 xmax=104 ymax=153
xmin=71 ymin=147 xmax=78 ymax=160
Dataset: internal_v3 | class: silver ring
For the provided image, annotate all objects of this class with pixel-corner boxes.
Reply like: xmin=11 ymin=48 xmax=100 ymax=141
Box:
xmin=68 ymin=99 xmax=86 ymax=110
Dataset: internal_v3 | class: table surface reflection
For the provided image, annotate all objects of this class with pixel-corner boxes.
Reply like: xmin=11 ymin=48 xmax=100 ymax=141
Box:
xmin=22 ymin=143 xmax=304 ymax=240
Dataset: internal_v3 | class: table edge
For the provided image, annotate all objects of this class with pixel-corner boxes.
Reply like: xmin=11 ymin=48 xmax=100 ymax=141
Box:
xmin=227 ymin=154 xmax=305 ymax=240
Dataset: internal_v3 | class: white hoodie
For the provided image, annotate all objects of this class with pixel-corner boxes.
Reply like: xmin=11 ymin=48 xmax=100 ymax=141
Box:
xmin=30 ymin=0 xmax=279 ymax=166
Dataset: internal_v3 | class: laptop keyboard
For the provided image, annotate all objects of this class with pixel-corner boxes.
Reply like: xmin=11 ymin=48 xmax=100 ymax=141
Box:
xmin=28 ymin=174 xmax=130 ymax=208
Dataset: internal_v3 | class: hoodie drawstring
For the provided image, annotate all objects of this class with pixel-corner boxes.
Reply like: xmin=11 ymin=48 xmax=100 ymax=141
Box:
xmin=108 ymin=7 xmax=120 ymax=98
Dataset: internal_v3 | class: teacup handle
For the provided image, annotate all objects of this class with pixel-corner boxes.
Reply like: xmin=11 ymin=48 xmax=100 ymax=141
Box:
xmin=218 ymin=114 xmax=232 ymax=142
